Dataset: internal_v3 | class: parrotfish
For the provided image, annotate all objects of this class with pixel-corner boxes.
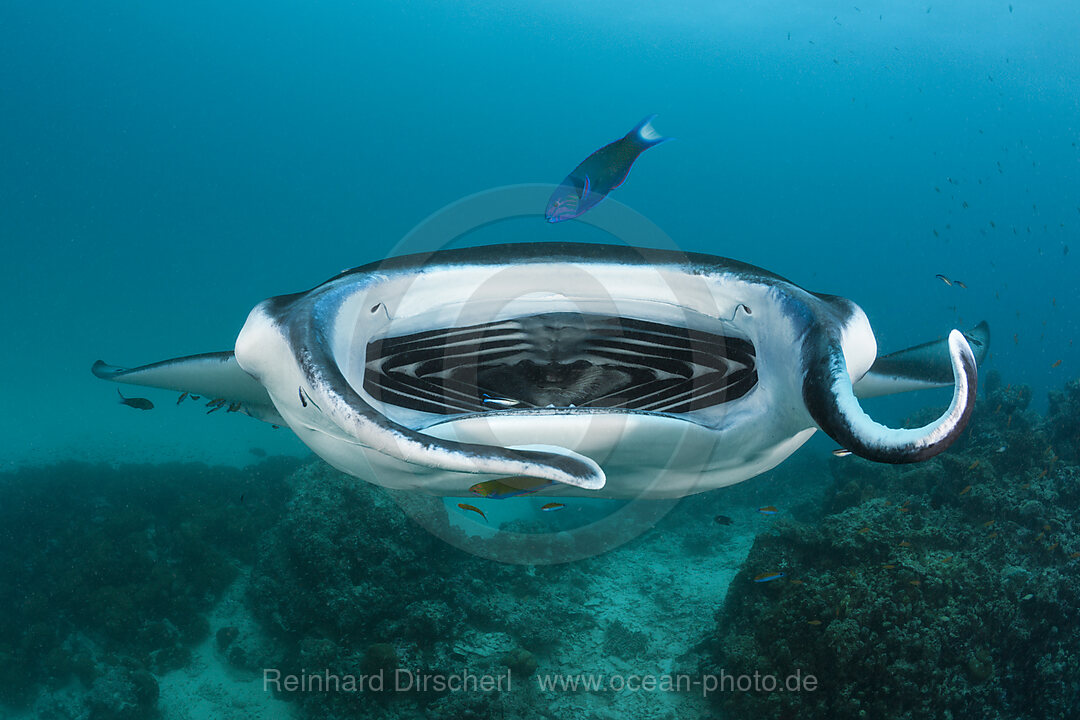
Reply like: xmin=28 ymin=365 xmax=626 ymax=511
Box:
xmin=545 ymin=115 xmax=670 ymax=223
xmin=469 ymin=476 xmax=555 ymax=499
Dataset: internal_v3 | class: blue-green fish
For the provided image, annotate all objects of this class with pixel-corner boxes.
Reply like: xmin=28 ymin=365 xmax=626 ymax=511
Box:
xmin=753 ymin=572 xmax=786 ymax=583
xmin=545 ymin=115 xmax=670 ymax=223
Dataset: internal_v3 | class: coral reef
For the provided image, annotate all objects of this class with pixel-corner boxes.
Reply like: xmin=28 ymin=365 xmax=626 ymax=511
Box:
xmin=241 ymin=451 xmax=825 ymax=720
xmin=500 ymin=648 xmax=538 ymax=679
xmin=0 ymin=457 xmax=298 ymax=713
xmin=85 ymin=664 xmax=159 ymax=720
xmin=702 ymin=377 xmax=1080 ymax=719
xmin=602 ymin=620 xmax=649 ymax=659
xmin=13 ymin=375 xmax=1076 ymax=719
xmin=246 ymin=462 xmax=595 ymax=719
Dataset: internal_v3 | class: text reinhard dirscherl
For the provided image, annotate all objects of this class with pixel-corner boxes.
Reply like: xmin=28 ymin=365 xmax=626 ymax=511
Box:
xmin=263 ymin=668 xmax=818 ymax=698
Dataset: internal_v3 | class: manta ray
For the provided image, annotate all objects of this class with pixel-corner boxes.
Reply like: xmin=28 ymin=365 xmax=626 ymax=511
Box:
xmin=92 ymin=243 xmax=987 ymax=499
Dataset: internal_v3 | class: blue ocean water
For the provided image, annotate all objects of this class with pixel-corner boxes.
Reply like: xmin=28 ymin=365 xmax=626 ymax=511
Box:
xmin=2 ymin=2 xmax=1079 ymax=717
xmin=3 ymin=1 xmax=1077 ymax=468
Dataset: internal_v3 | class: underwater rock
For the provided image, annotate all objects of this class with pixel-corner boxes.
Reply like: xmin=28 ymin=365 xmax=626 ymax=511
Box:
xmin=361 ymin=643 xmax=398 ymax=675
xmin=500 ymin=647 xmax=538 ymax=678
xmin=136 ymin=618 xmax=188 ymax=672
xmin=1046 ymin=379 xmax=1080 ymax=464
xmin=700 ymin=377 xmax=1080 ymax=719
xmin=247 ymin=461 xmax=594 ymax=719
xmin=215 ymin=625 xmax=240 ymax=651
xmin=248 ymin=463 xmax=470 ymax=647
xmin=86 ymin=665 xmax=159 ymax=720
xmin=0 ymin=458 xmax=297 ymax=711
xmin=966 ymin=647 xmax=994 ymax=683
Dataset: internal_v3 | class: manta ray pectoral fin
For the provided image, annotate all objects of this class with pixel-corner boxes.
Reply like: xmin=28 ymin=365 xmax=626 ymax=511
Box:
xmin=853 ymin=321 xmax=990 ymax=399
xmin=91 ymin=352 xmax=283 ymax=424
xmin=805 ymin=329 xmax=977 ymax=463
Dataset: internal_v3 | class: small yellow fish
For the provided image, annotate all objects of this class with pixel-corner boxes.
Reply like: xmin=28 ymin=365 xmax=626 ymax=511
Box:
xmin=1048 ymin=542 xmax=1059 ymax=551
xmin=541 ymin=502 xmax=566 ymax=512
xmin=958 ymin=485 xmax=972 ymax=497
xmin=941 ymin=556 xmax=953 ymax=563
xmin=1043 ymin=524 xmax=1052 ymax=531
xmin=1051 ymin=359 xmax=1062 ymax=368
xmin=1069 ymin=552 xmax=1080 ymax=559
xmin=457 ymin=503 xmax=487 ymax=522
xmin=832 ymin=448 xmax=852 ymax=457
xmin=968 ymin=460 xmax=980 ymax=471
xmin=988 ymin=532 xmax=999 ymax=539
xmin=1035 ymin=532 xmax=1045 ymax=541
xmin=807 ymin=620 xmax=822 ymax=626
xmin=882 ymin=564 xmax=896 ymax=570
xmin=1021 ymin=482 xmax=1031 ymax=490
xmin=758 ymin=506 xmax=779 ymax=515
xmin=858 ymin=527 xmax=871 ymax=534
xmin=983 ymin=520 xmax=995 ymax=528
xmin=788 ymin=579 xmax=804 ymax=585
xmin=955 ymin=280 xmax=968 ymax=289
xmin=909 ymin=580 xmax=922 ymax=586
xmin=899 ymin=541 xmax=912 ymax=548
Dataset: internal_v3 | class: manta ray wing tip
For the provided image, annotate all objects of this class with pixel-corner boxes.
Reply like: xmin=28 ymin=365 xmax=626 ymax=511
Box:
xmin=91 ymin=360 xmax=122 ymax=379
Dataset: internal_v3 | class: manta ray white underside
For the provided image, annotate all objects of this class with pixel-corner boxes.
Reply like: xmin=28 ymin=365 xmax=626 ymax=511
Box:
xmin=93 ymin=243 xmax=988 ymax=499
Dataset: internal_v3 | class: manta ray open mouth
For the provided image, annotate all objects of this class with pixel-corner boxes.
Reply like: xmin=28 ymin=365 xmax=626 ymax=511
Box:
xmin=363 ymin=312 xmax=757 ymax=415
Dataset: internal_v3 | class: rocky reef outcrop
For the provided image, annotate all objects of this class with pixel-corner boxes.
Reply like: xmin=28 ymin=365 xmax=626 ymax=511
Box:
xmin=701 ymin=374 xmax=1080 ymax=719
xmin=0 ymin=457 xmax=298 ymax=715
xmin=246 ymin=462 xmax=599 ymax=719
